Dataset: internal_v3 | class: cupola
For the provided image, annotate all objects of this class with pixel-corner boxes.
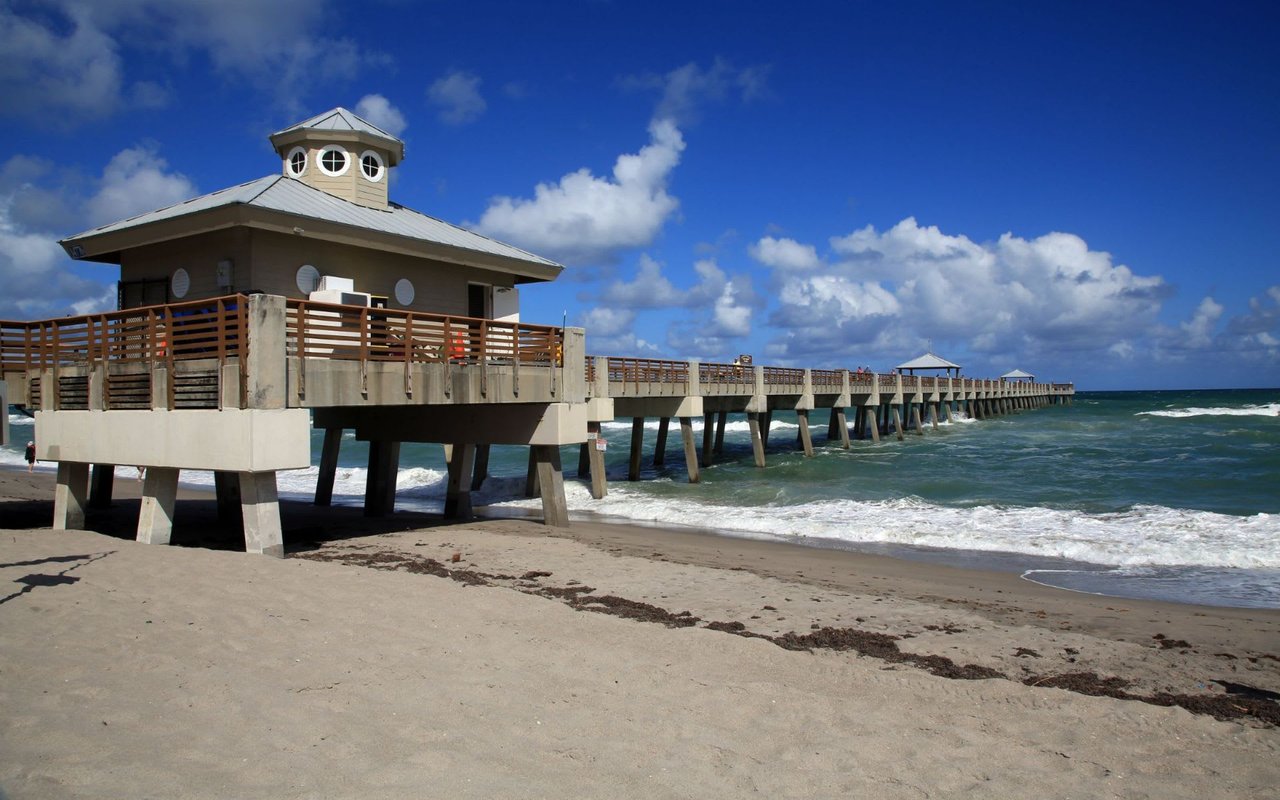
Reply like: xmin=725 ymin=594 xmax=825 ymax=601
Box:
xmin=268 ymin=107 xmax=405 ymax=210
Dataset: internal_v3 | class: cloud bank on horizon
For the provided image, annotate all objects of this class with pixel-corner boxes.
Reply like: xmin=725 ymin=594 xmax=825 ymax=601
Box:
xmin=0 ymin=0 xmax=1276 ymax=390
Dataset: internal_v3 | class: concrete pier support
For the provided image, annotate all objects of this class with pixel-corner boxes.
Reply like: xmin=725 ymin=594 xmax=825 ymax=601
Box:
xmin=444 ymin=443 xmax=476 ymax=520
xmin=315 ymin=426 xmax=342 ymax=506
xmin=701 ymin=413 xmax=714 ymax=467
xmin=892 ymin=407 xmax=905 ymax=441
xmin=533 ymin=445 xmax=569 ymax=527
xmin=654 ymin=417 xmax=670 ymax=466
xmin=944 ymin=402 xmax=954 ymax=423
xmin=761 ymin=410 xmax=773 ymax=449
xmin=88 ymin=464 xmax=113 ymax=509
xmin=53 ymin=461 xmax=90 ymax=531
xmin=525 ymin=448 xmax=540 ymax=498
xmin=797 ymin=410 xmax=814 ymax=457
xmin=628 ymin=417 xmax=645 ymax=481
xmin=835 ymin=409 xmax=850 ymax=449
xmin=827 ymin=408 xmax=840 ymax=441
xmin=136 ymin=466 xmax=178 ymax=545
xmin=471 ymin=444 xmax=490 ymax=491
xmin=748 ymin=413 xmax=766 ymax=467
xmin=930 ymin=404 xmax=939 ymax=430
xmin=679 ymin=417 xmax=700 ymax=483
xmin=364 ymin=440 xmax=400 ymax=517
xmin=714 ymin=411 xmax=727 ymax=455
xmin=239 ymin=471 xmax=283 ymax=557
xmin=586 ymin=421 xmax=608 ymax=499
xmin=911 ymin=405 xmax=925 ymax=436
xmin=866 ymin=406 xmax=881 ymax=442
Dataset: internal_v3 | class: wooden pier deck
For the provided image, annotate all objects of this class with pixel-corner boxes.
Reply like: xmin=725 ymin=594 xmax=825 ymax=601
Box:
xmin=2 ymin=294 xmax=1073 ymax=553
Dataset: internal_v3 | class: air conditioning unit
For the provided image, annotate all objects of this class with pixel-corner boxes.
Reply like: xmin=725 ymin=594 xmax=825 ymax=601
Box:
xmin=309 ymin=289 xmax=372 ymax=306
xmin=317 ymin=275 xmax=354 ymax=292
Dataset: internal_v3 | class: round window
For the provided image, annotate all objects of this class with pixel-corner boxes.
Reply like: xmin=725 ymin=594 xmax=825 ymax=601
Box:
xmin=296 ymin=264 xmax=321 ymax=295
xmin=317 ymin=145 xmax=350 ymax=177
xmin=360 ymin=150 xmax=385 ymax=182
xmin=394 ymin=278 xmax=415 ymax=306
xmin=171 ymin=268 xmax=190 ymax=299
xmin=286 ymin=146 xmax=307 ymax=177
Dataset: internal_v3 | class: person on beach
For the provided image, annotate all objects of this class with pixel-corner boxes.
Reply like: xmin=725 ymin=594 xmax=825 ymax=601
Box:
xmin=25 ymin=441 xmax=36 ymax=473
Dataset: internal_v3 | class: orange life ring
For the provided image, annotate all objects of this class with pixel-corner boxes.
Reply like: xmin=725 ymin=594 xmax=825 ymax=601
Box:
xmin=449 ymin=331 xmax=467 ymax=362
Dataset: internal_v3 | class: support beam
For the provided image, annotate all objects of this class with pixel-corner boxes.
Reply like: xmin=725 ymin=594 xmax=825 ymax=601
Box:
xmin=471 ymin=444 xmax=491 ymax=491
xmin=836 ymin=409 xmax=850 ymax=449
xmin=525 ymin=447 xmax=540 ymax=498
xmin=944 ymin=402 xmax=954 ymax=423
xmin=911 ymin=406 xmax=925 ymax=436
xmin=363 ymin=440 xmax=400 ymax=517
xmin=653 ymin=417 xmax=670 ymax=466
xmin=930 ymin=403 xmax=939 ymax=430
xmin=444 ymin=443 xmax=477 ymax=520
xmin=53 ymin=461 xmax=90 ymax=531
xmin=315 ymin=427 xmax=342 ymax=506
xmin=761 ymin=410 xmax=773 ymax=449
xmin=136 ymin=466 xmax=178 ymax=545
xmin=866 ymin=406 xmax=880 ymax=443
xmin=892 ymin=407 xmax=905 ymax=441
xmin=714 ymin=411 xmax=727 ymax=455
xmin=239 ymin=471 xmax=283 ymax=557
xmin=679 ymin=417 xmax=700 ymax=483
xmin=88 ymin=464 xmax=114 ymax=509
xmin=534 ymin=444 xmax=569 ymax=527
xmin=701 ymin=413 xmax=714 ymax=467
xmin=827 ymin=408 xmax=840 ymax=441
xmin=748 ymin=413 xmax=767 ymax=467
xmin=628 ymin=417 xmax=645 ymax=481
xmin=586 ymin=421 xmax=608 ymax=499
xmin=797 ymin=410 xmax=814 ymax=457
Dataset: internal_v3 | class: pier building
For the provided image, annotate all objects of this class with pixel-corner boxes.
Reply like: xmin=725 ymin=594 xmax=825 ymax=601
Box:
xmin=1 ymin=109 xmax=1074 ymax=554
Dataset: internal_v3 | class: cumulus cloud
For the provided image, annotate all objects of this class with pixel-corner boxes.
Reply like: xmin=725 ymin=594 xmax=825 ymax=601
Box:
xmin=355 ymin=94 xmax=407 ymax=136
xmin=1179 ymin=297 xmax=1224 ymax=349
xmin=621 ymin=58 xmax=770 ymax=126
xmin=428 ymin=70 xmax=486 ymax=125
xmin=1 ymin=0 xmax=385 ymax=127
xmin=85 ymin=146 xmax=197 ymax=227
xmin=473 ymin=119 xmax=685 ymax=266
xmin=758 ymin=217 xmax=1171 ymax=365
xmin=749 ymin=236 xmax=822 ymax=272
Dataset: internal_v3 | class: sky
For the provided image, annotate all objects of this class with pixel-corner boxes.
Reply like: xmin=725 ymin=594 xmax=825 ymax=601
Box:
xmin=2 ymin=0 xmax=1277 ymax=390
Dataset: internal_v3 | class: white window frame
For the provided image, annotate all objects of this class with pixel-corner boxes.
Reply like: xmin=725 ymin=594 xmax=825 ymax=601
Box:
xmin=317 ymin=144 xmax=351 ymax=177
xmin=360 ymin=150 xmax=385 ymax=183
xmin=286 ymin=146 xmax=308 ymax=177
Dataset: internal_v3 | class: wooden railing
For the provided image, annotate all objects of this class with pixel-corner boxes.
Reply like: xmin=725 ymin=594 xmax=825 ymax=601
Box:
xmin=285 ymin=300 xmax=562 ymax=366
xmin=699 ymin=361 xmax=756 ymax=386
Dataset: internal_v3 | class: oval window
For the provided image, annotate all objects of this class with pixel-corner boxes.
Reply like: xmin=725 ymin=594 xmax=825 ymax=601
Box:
xmin=171 ymin=268 xmax=190 ymax=299
xmin=394 ymin=278 xmax=415 ymax=306
xmin=317 ymin=145 xmax=350 ymax=177
xmin=296 ymin=264 xmax=321 ymax=295
xmin=360 ymin=150 xmax=385 ymax=182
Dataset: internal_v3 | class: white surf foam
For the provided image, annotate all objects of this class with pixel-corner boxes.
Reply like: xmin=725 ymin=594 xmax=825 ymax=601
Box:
xmin=1137 ymin=403 xmax=1279 ymax=419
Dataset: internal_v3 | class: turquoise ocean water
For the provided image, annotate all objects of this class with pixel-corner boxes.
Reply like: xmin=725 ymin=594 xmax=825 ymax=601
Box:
xmin=5 ymin=389 xmax=1279 ymax=608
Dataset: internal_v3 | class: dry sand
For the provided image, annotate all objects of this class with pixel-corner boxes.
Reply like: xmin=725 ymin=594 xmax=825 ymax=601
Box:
xmin=1 ymin=466 xmax=1278 ymax=798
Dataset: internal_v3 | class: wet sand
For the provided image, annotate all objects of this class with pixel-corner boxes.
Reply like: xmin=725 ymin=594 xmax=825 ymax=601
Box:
xmin=1 ymin=466 xmax=1278 ymax=797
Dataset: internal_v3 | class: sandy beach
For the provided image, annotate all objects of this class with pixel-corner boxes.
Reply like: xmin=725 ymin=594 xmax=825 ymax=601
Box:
xmin=1 ymin=466 xmax=1278 ymax=798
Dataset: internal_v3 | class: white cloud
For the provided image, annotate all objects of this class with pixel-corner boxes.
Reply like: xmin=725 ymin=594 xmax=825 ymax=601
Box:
xmin=749 ymin=236 xmax=821 ymax=271
xmin=355 ymin=94 xmax=407 ymax=137
xmin=473 ymin=119 xmax=685 ymax=266
xmin=622 ymin=59 xmax=770 ymax=126
xmin=1180 ymin=297 xmax=1223 ymax=348
xmin=85 ymin=147 xmax=197 ymax=227
xmin=427 ymin=70 xmax=486 ymax=125
xmin=764 ymin=216 xmax=1171 ymax=365
xmin=0 ymin=1 xmax=386 ymax=127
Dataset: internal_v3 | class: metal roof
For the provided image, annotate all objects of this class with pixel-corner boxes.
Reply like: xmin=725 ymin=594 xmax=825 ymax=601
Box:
xmin=1001 ymin=369 xmax=1035 ymax=379
xmin=270 ymin=107 xmax=400 ymax=143
xmin=61 ymin=175 xmax=561 ymax=271
xmin=897 ymin=352 xmax=962 ymax=371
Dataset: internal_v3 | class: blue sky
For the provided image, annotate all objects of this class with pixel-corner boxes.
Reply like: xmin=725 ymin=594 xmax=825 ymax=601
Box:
xmin=2 ymin=0 xmax=1277 ymax=390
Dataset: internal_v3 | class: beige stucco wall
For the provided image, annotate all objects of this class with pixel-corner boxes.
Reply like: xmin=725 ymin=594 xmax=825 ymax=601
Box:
xmin=34 ymin=409 xmax=312 ymax=471
xmin=119 ymin=228 xmax=252 ymax=304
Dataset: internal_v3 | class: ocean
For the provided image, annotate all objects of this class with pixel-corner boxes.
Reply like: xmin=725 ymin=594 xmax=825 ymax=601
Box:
xmin=5 ymin=388 xmax=1278 ymax=609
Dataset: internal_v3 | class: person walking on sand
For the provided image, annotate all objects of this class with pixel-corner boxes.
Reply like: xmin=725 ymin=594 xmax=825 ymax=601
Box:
xmin=25 ymin=441 xmax=36 ymax=473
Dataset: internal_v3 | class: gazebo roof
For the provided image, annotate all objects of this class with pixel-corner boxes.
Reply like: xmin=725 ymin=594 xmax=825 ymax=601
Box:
xmin=1001 ymin=369 xmax=1035 ymax=379
xmin=896 ymin=352 xmax=962 ymax=371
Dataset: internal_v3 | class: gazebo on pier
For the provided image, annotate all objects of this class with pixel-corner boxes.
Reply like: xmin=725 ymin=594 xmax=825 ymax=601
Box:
xmin=896 ymin=352 xmax=962 ymax=378
xmin=1000 ymin=369 xmax=1035 ymax=382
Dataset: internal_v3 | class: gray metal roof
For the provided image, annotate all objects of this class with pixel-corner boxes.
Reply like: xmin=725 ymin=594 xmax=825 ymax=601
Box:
xmin=897 ymin=352 xmax=962 ymax=371
xmin=61 ymin=175 xmax=561 ymax=271
xmin=270 ymin=107 xmax=400 ymax=144
xmin=1001 ymin=369 xmax=1035 ymax=379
